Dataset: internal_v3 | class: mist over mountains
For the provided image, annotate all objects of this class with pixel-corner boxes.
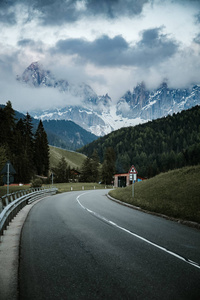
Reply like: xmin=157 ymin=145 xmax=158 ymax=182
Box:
xmin=17 ymin=62 xmax=200 ymax=136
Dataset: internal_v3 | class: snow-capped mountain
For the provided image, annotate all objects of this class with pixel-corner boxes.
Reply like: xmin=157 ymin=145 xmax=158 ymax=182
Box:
xmin=117 ymin=82 xmax=200 ymax=121
xmin=17 ymin=62 xmax=200 ymax=136
xmin=17 ymin=62 xmax=117 ymax=135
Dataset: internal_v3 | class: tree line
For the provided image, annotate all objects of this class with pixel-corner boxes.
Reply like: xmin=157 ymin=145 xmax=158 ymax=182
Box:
xmin=0 ymin=101 xmax=49 ymax=184
xmin=79 ymin=148 xmax=115 ymax=184
xmin=51 ymin=147 xmax=116 ymax=185
xmin=0 ymin=101 xmax=116 ymax=185
xmin=78 ymin=106 xmax=200 ymax=178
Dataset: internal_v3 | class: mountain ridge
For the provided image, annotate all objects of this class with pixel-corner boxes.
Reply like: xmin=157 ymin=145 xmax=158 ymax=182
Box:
xmin=17 ymin=62 xmax=200 ymax=136
xmin=78 ymin=105 xmax=200 ymax=177
xmin=0 ymin=104 xmax=97 ymax=150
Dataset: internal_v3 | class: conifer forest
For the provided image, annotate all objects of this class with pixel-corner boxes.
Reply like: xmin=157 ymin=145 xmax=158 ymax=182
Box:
xmin=79 ymin=106 xmax=200 ymax=178
xmin=0 ymin=101 xmax=49 ymax=184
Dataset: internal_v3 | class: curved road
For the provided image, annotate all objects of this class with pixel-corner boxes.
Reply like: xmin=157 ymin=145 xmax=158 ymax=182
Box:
xmin=19 ymin=189 xmax=200 ymax=299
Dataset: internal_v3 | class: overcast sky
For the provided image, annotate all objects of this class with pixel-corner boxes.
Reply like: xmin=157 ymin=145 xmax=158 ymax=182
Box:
xmin=0 ymin=0 xmax=200 ymax=111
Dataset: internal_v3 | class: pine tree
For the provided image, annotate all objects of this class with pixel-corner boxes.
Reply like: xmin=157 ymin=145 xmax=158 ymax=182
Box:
xmin=0 ymin=146 xmax=7 ymax=185
xmin=90 ymin=150 xmax=100 ymax=182
xmin=2 ymin=101 xmax=16 ymax=157
xmin=80 ymin=157 xmax=93 ymax=182
xmin=12 ymin=119 xmax=27 ymax=183
xmin=53 ymin=156 xmax=69 ymax=183
xmin=34 ymin=120 xmax=49 ymax=176
xmin=0 ymin=107 xmax=6 ymax=147
xmin=0 ymin=146 xmax=7 ymax=169
xmin=101 ymin=147 xmax=116 ymax=184
xmin=23 ymin=113 xmax=35 ymax=182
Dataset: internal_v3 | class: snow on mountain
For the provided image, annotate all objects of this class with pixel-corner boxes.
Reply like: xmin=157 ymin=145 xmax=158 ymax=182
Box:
xmin=117 ymin=82 xmax=200 ymax=121
xmin=17 ymin=62 xmax=200 ymax=136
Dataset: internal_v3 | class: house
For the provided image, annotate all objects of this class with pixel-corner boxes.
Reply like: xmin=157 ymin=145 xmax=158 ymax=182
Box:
xmin=70 ymin=169 xmax=81 ymax=182
xmin=114 ymin=165 xmax=145 ymax=188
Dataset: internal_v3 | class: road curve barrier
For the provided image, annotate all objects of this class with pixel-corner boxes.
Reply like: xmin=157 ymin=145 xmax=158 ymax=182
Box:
xmin=0 ymin=187 xmax=58 ymax=236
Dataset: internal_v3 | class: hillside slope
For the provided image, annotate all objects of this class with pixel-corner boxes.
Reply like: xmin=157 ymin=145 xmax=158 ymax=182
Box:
xmin=109 ymin=165 xmax=200 ymax=224
xmin=43 ymin=120 xmax=97 ymax=150
xmin=49 ymin=146 xmax=86 ymax=170
xmin=79 ymin=106 xmax=200 ymax=177
xmin=0 ymin=104 xmax=97 ymax=150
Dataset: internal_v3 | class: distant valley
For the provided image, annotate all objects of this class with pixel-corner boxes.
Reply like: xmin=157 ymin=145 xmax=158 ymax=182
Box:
xmin=0 ymin=104 xmax=97 ymax=150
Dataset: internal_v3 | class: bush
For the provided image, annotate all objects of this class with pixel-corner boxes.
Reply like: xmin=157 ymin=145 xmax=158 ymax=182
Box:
xmin=31 ymin=178 xmax=43 ymax=188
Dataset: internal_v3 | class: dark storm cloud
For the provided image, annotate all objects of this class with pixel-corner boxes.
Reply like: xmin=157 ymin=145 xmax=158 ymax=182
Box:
xmin=31 ymin=0 xmax=149 ymax=25
xmin=135 ymin=28 xmax=178 ymax=66
xmin=53 ymin=35 xmax=129 ymax=65
xmin=194 ymin=33 xmax=200 ymax=44
xmin=85 ymin=0 xmax=149 ymax=19
xmin=196 ymin=12 xmax=200 ymax=23
xmin=17 ymin=39 xmax=35 ymax=47
xmin=30 ymin=0 xmax=80 ymax=25
xmin=0 ymin=0 xmax=17 ymax=25
xmin=17 ymin=39 xmax=44 ymax=53
xmin=52 ymin=28 xmax=178 ymax=68
xmin=0 ymin=0 xmax=149 ymax=26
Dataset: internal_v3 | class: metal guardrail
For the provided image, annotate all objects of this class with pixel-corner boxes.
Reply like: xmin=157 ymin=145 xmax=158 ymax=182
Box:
xmin=0 ymin=187 xmax=58 ymax=236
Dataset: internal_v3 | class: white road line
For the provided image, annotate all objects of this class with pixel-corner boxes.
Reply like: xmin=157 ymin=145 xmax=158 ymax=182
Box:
xmin=77 ymin=193 xmax=200 ymax=270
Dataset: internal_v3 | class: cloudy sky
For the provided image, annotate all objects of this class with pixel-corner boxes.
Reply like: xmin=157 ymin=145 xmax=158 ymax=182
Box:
xmin=0 ymin=0 xmax=200 ymax=111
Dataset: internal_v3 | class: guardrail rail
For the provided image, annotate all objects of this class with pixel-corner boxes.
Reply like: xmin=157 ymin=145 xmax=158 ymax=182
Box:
xmin=0 ymin=187 xmax=58 ymax=236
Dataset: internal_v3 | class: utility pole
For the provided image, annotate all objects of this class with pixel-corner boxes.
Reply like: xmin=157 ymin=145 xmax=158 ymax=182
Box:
xmin=0 ymin=160 xmax=16 ymax=195
xmin=132 ymin=180 xmax=134 ymax=198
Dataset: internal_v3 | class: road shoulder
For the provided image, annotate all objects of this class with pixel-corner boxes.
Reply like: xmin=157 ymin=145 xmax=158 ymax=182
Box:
xmin=0 ymin=199 xmax=45 ymax=300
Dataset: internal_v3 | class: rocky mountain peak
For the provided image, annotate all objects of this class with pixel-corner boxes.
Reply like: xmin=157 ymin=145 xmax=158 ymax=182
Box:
xmin=17 ymin=61 xmax=56 ymax=88
xmin=16 ymin=62 xmax=200 ymax=136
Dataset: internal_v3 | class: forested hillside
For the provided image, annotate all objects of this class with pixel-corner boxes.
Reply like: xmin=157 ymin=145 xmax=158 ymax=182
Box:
xmin=0 ymin=101 xmax=49 ymax=184
xmin=79 ymin=106 xmax=200 ymax=178
xmin=43 ymin=120 xmax=97 ymax=150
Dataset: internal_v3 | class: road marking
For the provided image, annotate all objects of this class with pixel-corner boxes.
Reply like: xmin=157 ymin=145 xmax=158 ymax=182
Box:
xmin=77 ymin=193 xmax=200 ymax=270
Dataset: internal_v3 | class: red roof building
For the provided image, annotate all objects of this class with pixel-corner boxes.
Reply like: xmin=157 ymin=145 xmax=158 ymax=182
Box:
xmin=114 ymin=165 xmax=145 ymax=187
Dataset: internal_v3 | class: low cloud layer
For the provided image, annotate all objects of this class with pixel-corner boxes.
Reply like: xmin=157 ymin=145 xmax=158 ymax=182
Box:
xmin=0 ymin=0 xmax=200 ymax=111
xmin=0 ymin=0 xmax=149 ymax=26
xmin=53 ymin=28 xmax=178 ymax=68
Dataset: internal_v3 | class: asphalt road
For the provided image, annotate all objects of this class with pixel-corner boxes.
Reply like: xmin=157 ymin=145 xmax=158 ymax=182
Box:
xmin=19 ymin=189 xmax=200 ymax=299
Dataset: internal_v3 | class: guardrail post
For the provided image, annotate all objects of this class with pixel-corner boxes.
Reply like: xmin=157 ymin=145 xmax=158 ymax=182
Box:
xmin=5 ymin=197 xmax=9 ymax=206
xmin=0 ymin=200 xmax=3 ymax=213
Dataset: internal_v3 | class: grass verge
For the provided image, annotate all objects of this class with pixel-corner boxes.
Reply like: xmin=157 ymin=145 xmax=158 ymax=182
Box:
xmin=0 ymin=183 xmax=112 ymax=198
xmin=0 ymin=185 xmax=31 ymax=198
xmin=44 ymin=182 xmax=112 ymax=193
xmin=109 ymin=165 xmax=200 ymax=224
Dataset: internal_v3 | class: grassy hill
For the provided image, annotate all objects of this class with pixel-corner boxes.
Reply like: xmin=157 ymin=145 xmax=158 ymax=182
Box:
xmin=49 ymin=146 xmax=86 ymax=170
xmin=109 ymin=165 xmax=200 ymax=225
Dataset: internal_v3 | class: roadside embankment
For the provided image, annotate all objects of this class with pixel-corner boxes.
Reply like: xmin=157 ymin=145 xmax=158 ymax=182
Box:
xmin=109 ymin=165 xmax=200 ymax=226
